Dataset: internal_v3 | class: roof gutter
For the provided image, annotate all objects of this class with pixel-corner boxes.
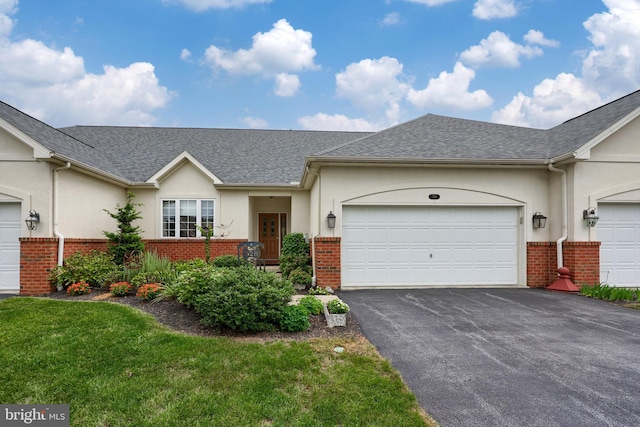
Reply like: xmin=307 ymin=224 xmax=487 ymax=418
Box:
xmin=548 ymin=162 xmax=567 ymax=268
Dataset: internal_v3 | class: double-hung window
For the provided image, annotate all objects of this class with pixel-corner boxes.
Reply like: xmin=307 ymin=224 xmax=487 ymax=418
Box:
xmin=162 ymin=199 xmax=214 ymax=237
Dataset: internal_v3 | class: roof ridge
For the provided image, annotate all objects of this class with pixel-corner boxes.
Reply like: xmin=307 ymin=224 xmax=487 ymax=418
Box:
xmin=60 ymin=124 xmax=374 ymax=135
xmin=555 ymin=88 xmax=640 ymax=127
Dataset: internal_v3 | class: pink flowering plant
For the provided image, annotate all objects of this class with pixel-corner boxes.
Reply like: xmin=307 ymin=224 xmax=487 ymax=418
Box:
xmin=67 ymin=282 xmax=91 ymax=296
xmin=109 ymin=281 xmax=132 ymax=297
xmin=136 ymin=283 xmax=162 ymax=301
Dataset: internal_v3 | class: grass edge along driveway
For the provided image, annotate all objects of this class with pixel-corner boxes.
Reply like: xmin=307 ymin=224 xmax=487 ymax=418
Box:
xmin=0 ymin=298 xmax=435 ymax=427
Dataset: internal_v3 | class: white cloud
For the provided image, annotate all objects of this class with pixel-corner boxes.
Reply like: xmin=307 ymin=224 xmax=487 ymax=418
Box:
xmin=0 ymin=0 xmax=18 ymax=37
xmin=180 ymin=48 xmax=192 ymax=61
xmin=491 ymin=1 xmax=640 ymax=128
xmin=335 ymin=56 xmax=410 ymax=122
xmin=379 ymin=12 xmax=400 ymax=26
xmin=298 ymin=113 xmax=380 ymax=132
xmin=161 ymin=0 xmax=271 ymax=12
xmin=523 ymin=29 xmax=559 ymax=47
xmin=242 ymin=116 xmax=268 ymax=128
xmin=492 ymin=73 xmax=602 ymax=128
xmin=402 ymin=0 xmax=459 ymax=6
xmin=459 ymin=31 xmax=543 ymax=68
xmin=0 ymin=2 xmax=172 ymax=126
xmin=407 ymin=62 xmax=493 ymax=110
xmin=472 ymin=0 xmax=517 ymax=20
xmin=581 ymin=0 xmax=640 ymax=96
xmin=274 ymin=73 xmax=300 ymax=97
xmin=203 ymin=19 xmax=317 ymax=76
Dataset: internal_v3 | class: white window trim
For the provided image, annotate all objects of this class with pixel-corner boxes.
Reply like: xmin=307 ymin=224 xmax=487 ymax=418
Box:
xmin=161 ymin=199 xmax=215 ymax=238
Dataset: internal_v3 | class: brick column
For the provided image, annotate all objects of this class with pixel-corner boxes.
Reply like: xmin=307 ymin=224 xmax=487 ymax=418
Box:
xmin=526 ymin=242 xmax=556 ymax=288
xmin=527 ymin=241 xmax=600 ymax=288
xmin=20 ymin=238 xmax=59 ymax=296
xmin=314 ymin=237 xmax=341 ymax=290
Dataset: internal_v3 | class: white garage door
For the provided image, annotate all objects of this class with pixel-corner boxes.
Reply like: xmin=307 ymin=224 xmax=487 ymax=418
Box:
xmin=599 ymin=204 xmax=640 ymax=287
xmin=0 ymin=203 xmax=21 ymax=293
xmin=343 ymin=205 xmax=519 ymax=288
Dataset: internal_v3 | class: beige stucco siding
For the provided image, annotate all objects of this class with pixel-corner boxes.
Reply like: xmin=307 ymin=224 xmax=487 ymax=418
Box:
xmin=56 ymin=169 xmax=126 ymax=238
xmin=317 ymin=165 xmax=551 ymax=242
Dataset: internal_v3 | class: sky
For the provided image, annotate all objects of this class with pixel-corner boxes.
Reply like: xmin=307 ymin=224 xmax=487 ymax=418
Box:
xmin=0 ymin=0 xmax=639 ymax=131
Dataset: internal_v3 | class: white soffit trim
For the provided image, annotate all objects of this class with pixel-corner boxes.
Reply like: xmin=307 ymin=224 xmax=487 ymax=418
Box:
xmin=0 ymin=117 xmax=51 ymax=159
xmin=148 ymin=151 xmax=223 ymax=185
xmin=573 ymin=106 xmax=640 ymax=160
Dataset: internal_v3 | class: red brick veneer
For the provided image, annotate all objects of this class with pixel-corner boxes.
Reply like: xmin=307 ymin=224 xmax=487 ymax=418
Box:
xmin=526 ymin=241 xmax=600 ymax=288
xmin=314 ymin=237 xmax=341 ymax=290
xmin=19 ymin=238 xmax=246 ymax=295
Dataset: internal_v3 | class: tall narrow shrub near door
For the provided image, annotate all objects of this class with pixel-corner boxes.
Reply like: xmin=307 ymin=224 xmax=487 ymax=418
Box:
xmin=103 ymin=191 xmax=145 ymax=265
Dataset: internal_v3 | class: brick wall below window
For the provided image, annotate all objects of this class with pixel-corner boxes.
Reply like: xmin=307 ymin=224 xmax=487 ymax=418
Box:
xmin=19 ymin=238 xmax=247 ymax=296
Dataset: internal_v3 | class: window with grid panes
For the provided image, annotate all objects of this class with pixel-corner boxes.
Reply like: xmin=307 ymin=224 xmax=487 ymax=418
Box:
xmin=162 ymin=199 xmax=214 ymax=237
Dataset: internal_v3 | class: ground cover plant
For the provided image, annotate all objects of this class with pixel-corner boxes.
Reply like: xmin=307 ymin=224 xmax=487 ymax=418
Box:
xmin=579 ymin=283 xmax=638 ymax=302
xmin=0 ymin=298 xmax=433 ymax=427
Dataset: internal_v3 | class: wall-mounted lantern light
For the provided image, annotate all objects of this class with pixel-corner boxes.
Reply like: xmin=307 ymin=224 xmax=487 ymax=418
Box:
xmin=327 ymin=211 xmax=336 ymax=229
xmin=583 ymin=207 xmax=599 ymax=227
xmin=532 ymin=212 xmax=547 ymax=229
xmin=25 ymin=210 xmax=40 ymax=230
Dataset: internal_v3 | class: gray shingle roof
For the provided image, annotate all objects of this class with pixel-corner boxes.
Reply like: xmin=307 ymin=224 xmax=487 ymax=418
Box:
xmin=59 ymin=126 xmax=373 ymax=184
xmin=2 ymin=89 xmax=639 ymax=186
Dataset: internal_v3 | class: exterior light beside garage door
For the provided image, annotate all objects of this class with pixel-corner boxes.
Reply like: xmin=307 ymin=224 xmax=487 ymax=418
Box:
xmin=532 ymin=212 xmax=547 ymax=229
xmin=583 ymin=208 xmax=599 ymax=227
xmin=327 ymin=211 xmax=336 ymax=229
xmin=25 ymin=210 xmax=40 ymax=230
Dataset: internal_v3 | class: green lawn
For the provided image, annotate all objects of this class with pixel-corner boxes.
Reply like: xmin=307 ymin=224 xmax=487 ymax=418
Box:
xmin=0 ymin=298 xmax=434 ymax=426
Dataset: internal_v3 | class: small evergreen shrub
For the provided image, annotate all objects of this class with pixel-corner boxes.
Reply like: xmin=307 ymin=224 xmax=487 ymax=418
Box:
xmin=298 ymin=295 xmax=323 ymax=315
xmin=288 ymin=267 xmax=312 ymax=288
xmin=103 ymin=191 xmax=145 ymax=265
xmin=279 ymin=233 xmax=311 ymax=278
xmin=280 ymin=305 xmax=310 ymax=332
xmin=192 ymin=268 xmax=295 ymax=332
xmin=212 ymin=255 xmax=240 ymax=268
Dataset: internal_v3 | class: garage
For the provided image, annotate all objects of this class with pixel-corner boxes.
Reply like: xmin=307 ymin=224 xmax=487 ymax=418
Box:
xmin=342 ymin=205 xmax=520 ymax=288
xmin=598 ymin=203 xmax=640 ymax=287
xmin=0 ymin=203 xmax=21 ymax=293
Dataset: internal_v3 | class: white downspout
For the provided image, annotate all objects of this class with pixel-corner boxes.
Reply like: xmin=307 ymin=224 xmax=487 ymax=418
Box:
xmin=305 ymin=166 xmax=321 ymax=284
xmin=54 ymin=162 xmax=71 ymax=265
xmin=548 ymin=162 xmax=567 ymax=268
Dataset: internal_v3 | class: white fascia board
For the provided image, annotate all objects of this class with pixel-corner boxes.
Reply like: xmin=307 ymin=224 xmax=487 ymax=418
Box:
xmin=147 ymin=151 xmax=223 ymax=185
xmin=573 ymin=106 xmax=640 ymax=160
xmin=0 ymin=117 xmax=51 ymax=159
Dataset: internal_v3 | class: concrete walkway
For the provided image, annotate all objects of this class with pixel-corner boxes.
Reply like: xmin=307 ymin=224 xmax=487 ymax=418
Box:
xmin=340 ymin=288 xmax=640 ymax=427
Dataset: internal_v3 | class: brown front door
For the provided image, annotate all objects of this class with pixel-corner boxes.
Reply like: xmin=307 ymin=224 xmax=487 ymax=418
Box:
xmin=259 ymin=213 xmax=286 ymax=263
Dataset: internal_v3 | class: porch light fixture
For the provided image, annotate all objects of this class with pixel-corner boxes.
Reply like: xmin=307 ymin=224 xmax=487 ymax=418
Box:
xmin=532 ymin=212 xmax=547 ymax=229
xmin=583 ymin=207 xmax=599 ymax=227
xmin=25 ymin=210 xmax=40 ymax=231
xmin=327 ymin=211 xmax=336 ymax=229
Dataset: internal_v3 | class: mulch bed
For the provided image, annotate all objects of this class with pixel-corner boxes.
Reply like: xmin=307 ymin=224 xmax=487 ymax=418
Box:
xmin=46 ymin=289 xmax=364 ymax=343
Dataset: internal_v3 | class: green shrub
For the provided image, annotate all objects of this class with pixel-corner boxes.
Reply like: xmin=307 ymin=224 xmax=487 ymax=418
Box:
xmin=172 ymin=264 xmax=220 ymax=308
xmin=103 ymin=191 xmax=145 ymax=265
xmin=279 ymin=233 xmax=311 ymax=278
xmin=298 ymin=295 xmax=323 ymax=315
xmin=212 ymin=254 xmax=240 ymax=268
xmin=309 ymin=286 xmax=330 ymax=296
xmin=327 ymin=299 xmax=349 ymax=314
xmin=288 ymin=267 xmax=312 ymax=288
xmin=279 ymin=305 xmax=310 ymax=332
xmin=123 ymin=251 xmax=175 ymax=286
xmin=609 ymin=287 xmax=635 ymax=301
xmin=49 ymin=250 xmax=119 ymax=289
xmin=109 ymin=281 xmax=132 ymax=297
xmin=192 ymin=268 xmax=295 ymax=332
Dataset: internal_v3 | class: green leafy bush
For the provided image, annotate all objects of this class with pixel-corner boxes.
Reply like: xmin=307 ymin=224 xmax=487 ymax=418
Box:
xmin=298 ymin=295 xmax=323 ymax=315
xmin=212 ymin=254 xmax=240 ymax=268
xmin=309 ymin=286 xmax=330 ymax=296
xmin=279 ymin=233 xmax=311 ymax=278
xmin=579 ymin=283 xmax=637 ymax=302
xmin=327 ymin=299 xmax=349 ymax=314
xmin=49 ymin=250 xmax=119 ymax=289
xmin=288 ymin=267 xmax=312 ymax=288
xmin=192 ymin=268 xmax=295 ymax=332
xmin=279 ymin=305 xmax=310 ymax=332
xmin=172 ymin=264 xmax=220 ymax=308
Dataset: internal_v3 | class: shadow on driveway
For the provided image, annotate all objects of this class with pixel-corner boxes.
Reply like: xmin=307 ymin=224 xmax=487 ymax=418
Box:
xmin=340 ymin=288 xmax=640 ymax=427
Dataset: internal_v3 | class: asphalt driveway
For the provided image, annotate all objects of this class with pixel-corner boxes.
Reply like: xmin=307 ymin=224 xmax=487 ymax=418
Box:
xmin=340 ymin=288 xmax=640 ymax=427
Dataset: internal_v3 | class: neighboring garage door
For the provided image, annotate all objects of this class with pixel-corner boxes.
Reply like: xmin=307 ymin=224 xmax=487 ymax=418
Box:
xmin=342 ymin=205 xmax=519 ymax=288
xmin=0 ymin=203 xmax=21 ymax=293
xmin=599 ymin=203 xmax=640 ymax=287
